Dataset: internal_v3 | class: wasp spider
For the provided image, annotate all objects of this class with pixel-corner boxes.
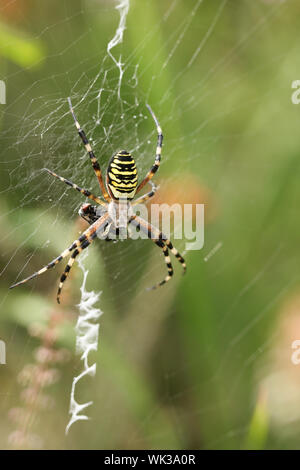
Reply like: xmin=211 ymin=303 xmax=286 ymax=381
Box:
xmin=10 ymin=98 xmax=186 ymax=303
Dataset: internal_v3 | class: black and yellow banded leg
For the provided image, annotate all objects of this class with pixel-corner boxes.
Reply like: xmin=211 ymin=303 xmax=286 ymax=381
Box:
xmin=147 ymin=239 xmax=174 ymax=290
xmin=132 ymin=182 xmax=157 ymax=206
xmin=136 ymin=104 xmax=163 ymax=194
xmin=164 ymin=239 xmax=186 ymax=274
xmin=9 ymin=213 xmax=110 ymax=291
xmin=56 ymin=236 xmax=95 ymax=303
xmin=68 ymin=97 xmax=111 ymax=202
xmin=44 ymin=168 xmax=106 ymax=206
xmin=9 ymin=242 xmax=80 ymax=290
xmin=129 ymin=216 xmax=186 ymax=290
xmin=132 ymin=216 xmax=187 ymax=275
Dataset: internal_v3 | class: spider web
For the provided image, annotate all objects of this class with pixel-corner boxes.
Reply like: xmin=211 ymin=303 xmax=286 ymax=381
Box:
xmin=1 ymin=0 xmax=299 ymax=450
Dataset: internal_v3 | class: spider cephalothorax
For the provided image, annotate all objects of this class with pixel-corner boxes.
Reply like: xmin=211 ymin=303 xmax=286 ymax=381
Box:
xmin=10 ymin=98 xmax=186 ymax=303
xmin=79 ymin=203 xmax=98 ymax=224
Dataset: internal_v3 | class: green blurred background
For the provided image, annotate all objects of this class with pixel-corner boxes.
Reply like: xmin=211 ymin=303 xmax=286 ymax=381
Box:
xmin=1 ymin=0 xmax=300 ymax=450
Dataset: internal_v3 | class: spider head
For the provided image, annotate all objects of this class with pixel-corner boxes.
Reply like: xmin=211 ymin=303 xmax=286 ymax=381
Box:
xmin=106 ymin=150 xmax=138 ymax=200
xmin=78 ymin=203 xmax=98 ymax=225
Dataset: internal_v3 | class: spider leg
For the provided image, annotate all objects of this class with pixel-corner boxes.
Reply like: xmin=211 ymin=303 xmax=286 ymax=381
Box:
xmin=68 ymin=97 xmax=111 ymax=202
xmin=132 ymin=181 xmax=157 ymax=206
xmin=10 ymin=213 xmax=110 ymax=291
xmin=129 ymin=215 xmax=186 ymax=290
xmin=45 ymin=168 xmax=106 ymax=206
xmin=57 ymin=214 xmax=112 ymax=302
xmin=56 ymin=236 xmax=94 ymax=303
xmin=150 ymin=239 xmax=173 ymax=289
xmin=136 ymin=104 xmax=163 ymax=195
xmin=164 ymin=239 xmax=186 ymax=274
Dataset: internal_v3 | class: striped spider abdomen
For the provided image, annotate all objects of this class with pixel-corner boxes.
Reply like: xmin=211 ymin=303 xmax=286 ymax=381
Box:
xmin=106 ymin=150 xmax=138 ymax=200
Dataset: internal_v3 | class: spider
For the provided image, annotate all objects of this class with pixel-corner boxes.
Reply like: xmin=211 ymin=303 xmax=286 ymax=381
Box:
xmin=10 ymin=98 xmax=186 ymax=303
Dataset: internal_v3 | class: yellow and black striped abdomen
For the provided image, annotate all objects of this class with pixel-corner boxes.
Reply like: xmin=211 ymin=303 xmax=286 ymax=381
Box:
xmin=107 ymin=150 xmax=138 ymax=200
